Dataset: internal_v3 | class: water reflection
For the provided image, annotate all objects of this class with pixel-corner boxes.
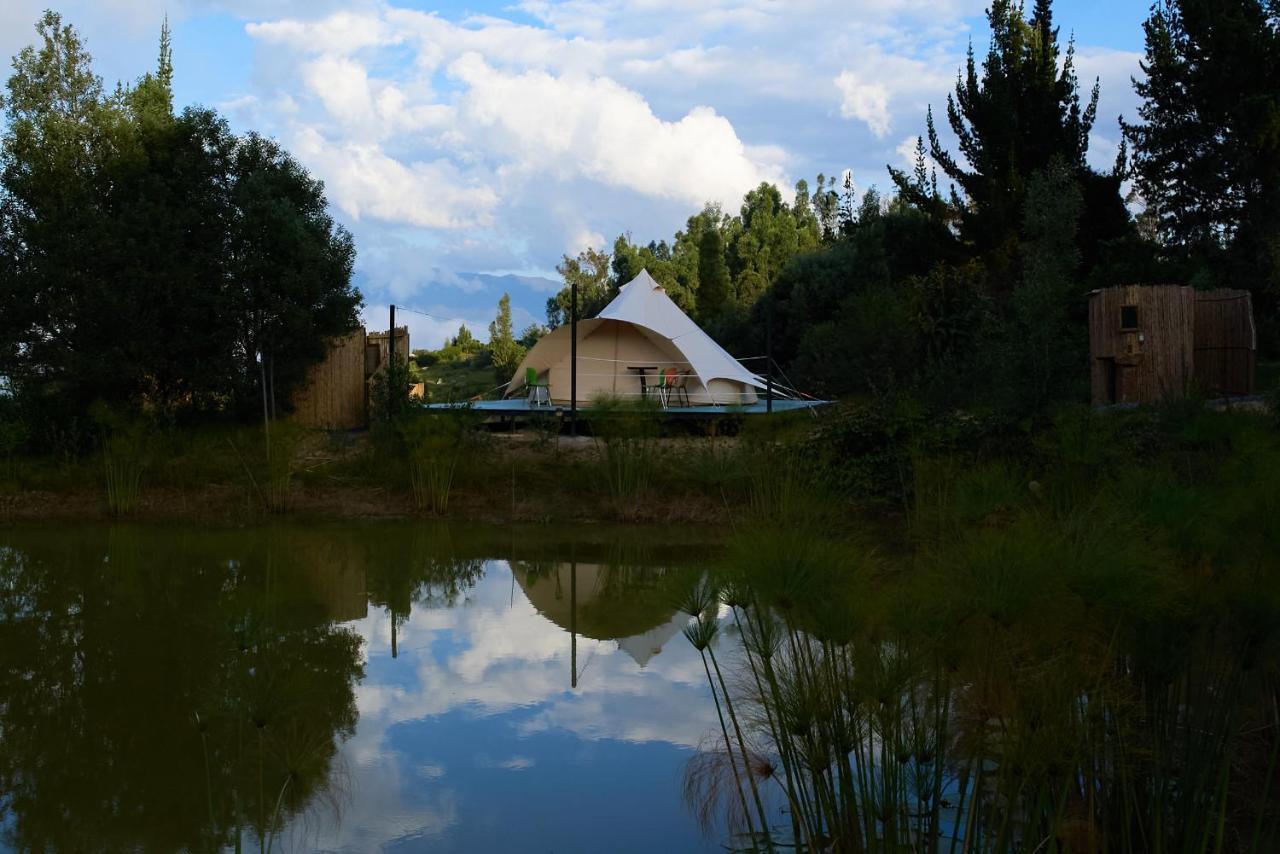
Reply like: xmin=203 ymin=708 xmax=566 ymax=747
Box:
xmin=0 ymin=524 xmax=723 ymax=853
xmin=680 ymin=525 xmax=1280 ymax=853
xmin=0 ymin=526 xmax=364 ymax=852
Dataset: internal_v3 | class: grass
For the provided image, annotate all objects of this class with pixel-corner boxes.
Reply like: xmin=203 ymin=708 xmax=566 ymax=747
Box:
xmin=415 ymin=361 xmax=498 ymax=402
xmin=677 ymin=404 xmax=1280 ymax=852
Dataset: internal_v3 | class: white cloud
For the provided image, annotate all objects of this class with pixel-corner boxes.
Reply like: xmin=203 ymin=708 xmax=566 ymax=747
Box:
xmin=835 ymin=70 xmax=892 ymax=137
xmin=449 ymin=53 xmax=786 ymax=208
xmin=291 ymin=126 xmax=497 ymax=229
xmin=246 ymin=10 xmax=394 ymax=56
xmin=3 ymin=0 xmax=1145 ymax=320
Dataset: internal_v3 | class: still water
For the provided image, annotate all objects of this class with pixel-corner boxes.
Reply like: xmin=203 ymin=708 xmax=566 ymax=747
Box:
xmin=0 ymin=523 xmax=736 ymax=853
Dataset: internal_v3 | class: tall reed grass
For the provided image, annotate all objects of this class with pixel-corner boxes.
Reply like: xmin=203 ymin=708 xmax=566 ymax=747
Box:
xmin=93 ymin=405 xmax=152 ymax=516
xmin=397 ymin=412 xmax=477 ymax=515
xmin=587 ymin=395 xmax=660 ymax=516
xmin=684 ymin=408 xmax=1280 ymax=852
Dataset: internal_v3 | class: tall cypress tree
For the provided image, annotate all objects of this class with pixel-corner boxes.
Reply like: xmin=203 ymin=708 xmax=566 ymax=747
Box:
xmin=697 ymin=226 xmax=730 ymax=320
xmin=1123 ymin=0 xmax=1279 ymax=331
xmin=919 ymin=0 xmax=1107 ymax=286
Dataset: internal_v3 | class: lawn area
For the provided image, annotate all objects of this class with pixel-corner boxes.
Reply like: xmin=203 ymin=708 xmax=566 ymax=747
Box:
xmin=415 ymin=360 xmax=501 ymax=402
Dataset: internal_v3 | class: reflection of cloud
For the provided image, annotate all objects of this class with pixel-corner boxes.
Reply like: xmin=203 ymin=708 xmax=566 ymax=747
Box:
xmin=477 ymin=754 xmax=536 ymax=771
xmin=303 ymin=559 xmax=720 ymax=849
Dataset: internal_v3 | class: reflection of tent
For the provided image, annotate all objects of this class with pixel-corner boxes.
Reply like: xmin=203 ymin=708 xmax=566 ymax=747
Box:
xmin=514 ymin=562 xmax=685 ymax=668
xmin=507 ymin=270 xmax=766 ymax=406
xmin=615 ymin=614 xmax=687 ymax=668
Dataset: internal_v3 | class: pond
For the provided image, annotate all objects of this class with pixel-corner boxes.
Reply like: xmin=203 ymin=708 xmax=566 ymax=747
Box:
xmin=0 ymin=523 xmax=744 ymax=853
xmin=2 ymin=517 xmax=1277 ymax=852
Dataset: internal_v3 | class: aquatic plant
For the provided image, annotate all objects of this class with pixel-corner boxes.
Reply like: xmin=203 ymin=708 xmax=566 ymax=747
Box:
xmin=92 ymin=404 xmax=152 ymax=516
xmin=686 ymin=414 xmax=1280 ymax=852
xmin=398 ymin=411 xmax=478 ymax=515
xmin=586 ymin=395 xmax=661 ymax=517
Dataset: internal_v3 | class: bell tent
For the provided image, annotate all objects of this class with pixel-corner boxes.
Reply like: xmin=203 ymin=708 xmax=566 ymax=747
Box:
xmin=507 ymin=269 xmax=765 ymax=406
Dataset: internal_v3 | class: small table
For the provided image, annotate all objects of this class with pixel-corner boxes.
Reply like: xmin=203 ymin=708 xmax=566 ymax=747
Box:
xmin=626 ymin=365 xmax=658 ymax=400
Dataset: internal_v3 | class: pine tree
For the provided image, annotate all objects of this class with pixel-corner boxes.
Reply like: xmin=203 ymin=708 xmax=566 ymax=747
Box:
xmin=488 ymin=292 xmax=525 ymax=383
xmin=1124 ymin=0 xmax=1280 ymax=346
xmin=697 ymin=226 xmax=730 ymax=319
xmin=921 ymin=0 xmax=1100 ymax=284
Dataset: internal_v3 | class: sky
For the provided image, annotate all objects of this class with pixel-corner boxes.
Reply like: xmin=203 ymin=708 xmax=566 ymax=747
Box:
xmin=0 ymin=0 xmax=1150 ymax=347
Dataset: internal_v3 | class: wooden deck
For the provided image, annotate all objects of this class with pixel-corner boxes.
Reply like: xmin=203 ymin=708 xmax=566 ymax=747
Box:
xmin=420 ymin=397 xmax=828 ymax=418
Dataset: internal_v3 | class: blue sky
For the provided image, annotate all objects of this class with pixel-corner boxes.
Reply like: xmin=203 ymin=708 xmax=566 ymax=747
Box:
xmin=0 ymin=1 xmax=1149 ymax=346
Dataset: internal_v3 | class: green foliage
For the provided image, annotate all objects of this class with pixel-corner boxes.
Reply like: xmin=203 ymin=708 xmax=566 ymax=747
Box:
xmin=1123 ymin=0 xmax=1280 ymax=351
xmin=696 ymin=225 xmax=730 ymax=319
xmin=0 ymin=13 xmax=360 ymax=446
xmin=369 ymin=353 xmax=413 ymax=425
xmin=488 ymin=292 xmax=526 ymax=385
xmin=922 ymin=0 xmax=1105 ymax=282
xmin=995 ymin=159 xmax=1089 ymax=411
xmin=586 ymin=395 xmax=662 ymax=517
xmin=398 ymin=412 xmax=479 ymax=515
xmin=692 ymin=404 xmax=1280 ymax=852
xmin=547 ymin=246 xmax=613 ymax=328
xmin=91 ymin=404 xmax=152 ymax=516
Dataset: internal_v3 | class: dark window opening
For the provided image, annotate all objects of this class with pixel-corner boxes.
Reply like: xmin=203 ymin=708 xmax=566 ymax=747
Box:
xmin=1120 ymin=305 xmax=1139 ymax=330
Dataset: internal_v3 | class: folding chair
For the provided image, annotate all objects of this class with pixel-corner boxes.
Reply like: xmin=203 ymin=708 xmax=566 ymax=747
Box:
xmin=525 ymin=367 xmax=550 ymax=406
xmin=665 ymin=368 xmax=690 ymax=407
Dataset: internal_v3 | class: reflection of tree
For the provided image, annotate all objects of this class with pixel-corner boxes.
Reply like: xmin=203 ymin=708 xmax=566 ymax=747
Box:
xmin=364 ymin=522 xmax=485 ymax=657
xmin=0 ymin=526 xmax=364 ymax=852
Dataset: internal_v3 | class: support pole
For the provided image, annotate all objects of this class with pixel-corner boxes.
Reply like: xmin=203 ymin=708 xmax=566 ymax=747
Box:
xmin=570 ymin=558 xmax=578 ymax=689
xmin=570 ymin=278 xmax=578 ymax=436
xmin=765 ymin=296 xmax=774 ymax=414
xmin=389 ymin=304 xmax=396 ymax=370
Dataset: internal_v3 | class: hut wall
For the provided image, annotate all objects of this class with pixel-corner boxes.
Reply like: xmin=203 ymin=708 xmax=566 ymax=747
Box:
xmin=291 ymin=329 xmax=367 ymax=429
xmin=1089 ymin=285 xmax=1196 ymax=405
xmin=1193 ymin=289 xmax=1256 ymax=396
xmin=365 ymin=327 xmax=410 ymax=377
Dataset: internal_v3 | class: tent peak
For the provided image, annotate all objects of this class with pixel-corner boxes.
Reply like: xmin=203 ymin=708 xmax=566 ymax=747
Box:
xmin=621 ymin=268 xmax=663 ymax=293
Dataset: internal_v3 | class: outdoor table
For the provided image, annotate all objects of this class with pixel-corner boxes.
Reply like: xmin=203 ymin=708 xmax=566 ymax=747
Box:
xmin=626 ymin=365 xmax=658 ymax=400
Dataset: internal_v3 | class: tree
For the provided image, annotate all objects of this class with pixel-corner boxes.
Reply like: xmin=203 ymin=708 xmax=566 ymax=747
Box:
xmin=518 ymin=324 xmax=546 ymax=350
xmin=1003 ymin=159 xmax=1087 ymax=408
xmin=227 ymin=132 xmax=360 ymax=422
xmin=449 ymin=324 xmax=479 ymax=351
xmin=0 ymin=13 xmax=360 ymax=443
xmin=1123 ymin=0 xmax=1280 ymax=343
xmin=697 ymin=226 xmax=731 ymax=319
xmin=546 ymin=246 xmax=612 ymax=327
xmin=610 ymin=233 xmax=693 ymax=309
xmin=727 ymin=182 xmax=820 ymax=306
xmin=918 ymin=0 xmax=1105 ymax=284
xmin=488 ymin=292 xmax=525 ymax=384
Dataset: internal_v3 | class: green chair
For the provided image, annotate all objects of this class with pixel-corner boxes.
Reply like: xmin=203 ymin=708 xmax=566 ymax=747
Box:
xmin=525 ymin=367 xmax=550 ymax=406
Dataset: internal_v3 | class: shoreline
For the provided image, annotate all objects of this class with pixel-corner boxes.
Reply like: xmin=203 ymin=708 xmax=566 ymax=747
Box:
xmin=0 ymin=480 xmax=740 ymax=527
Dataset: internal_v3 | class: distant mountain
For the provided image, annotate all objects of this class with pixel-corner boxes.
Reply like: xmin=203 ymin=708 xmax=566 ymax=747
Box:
xmin=437 ymin=272 xmax=558 ymax=332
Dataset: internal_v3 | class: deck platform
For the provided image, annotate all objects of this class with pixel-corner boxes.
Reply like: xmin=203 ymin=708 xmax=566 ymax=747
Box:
xmin=420 ymin=398 xmax=828 ymax=418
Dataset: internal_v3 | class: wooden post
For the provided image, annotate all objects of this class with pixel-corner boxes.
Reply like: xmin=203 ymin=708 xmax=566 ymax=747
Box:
xmin=389 ymin=304 xmax=396 ymax=369
xmin=570 ymin=278 xmax=578 ymax=436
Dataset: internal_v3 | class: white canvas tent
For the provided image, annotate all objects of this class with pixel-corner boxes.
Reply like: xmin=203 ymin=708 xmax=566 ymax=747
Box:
xmin=507 ymin=269 xmax=766 ymax=406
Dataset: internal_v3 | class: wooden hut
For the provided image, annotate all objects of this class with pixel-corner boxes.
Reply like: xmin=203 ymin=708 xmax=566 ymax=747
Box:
xmin=291 ymin=326 xmax=411 ymax=429
xmin=1088 ymin=285 xmax=1256 ymax=405
xmin=291 ymin=329 xmax=367 ymax=429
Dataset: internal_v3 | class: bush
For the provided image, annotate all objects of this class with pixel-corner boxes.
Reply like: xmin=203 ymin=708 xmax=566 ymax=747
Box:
xmin=370 ymin=354 xmax=413 ymax=425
